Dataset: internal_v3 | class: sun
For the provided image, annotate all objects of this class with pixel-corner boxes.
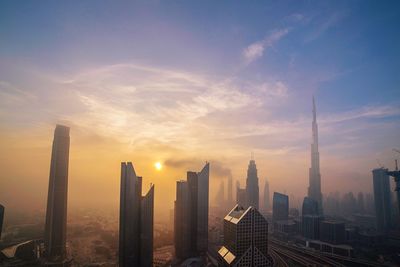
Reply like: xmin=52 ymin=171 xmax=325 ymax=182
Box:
xmin=154 ymin=162 xmax=162 ymax=171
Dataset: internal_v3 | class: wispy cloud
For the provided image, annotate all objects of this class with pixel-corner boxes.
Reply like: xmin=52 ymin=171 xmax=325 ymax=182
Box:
xmin=305 ymin=10 xmax=349 ymax=43
xmin=242 ymin=28 xmax=290 ymax=64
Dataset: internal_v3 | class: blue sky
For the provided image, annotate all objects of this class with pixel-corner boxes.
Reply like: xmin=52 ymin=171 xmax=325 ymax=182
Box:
xmin=1 ymin=1 xmax=399 ymax=211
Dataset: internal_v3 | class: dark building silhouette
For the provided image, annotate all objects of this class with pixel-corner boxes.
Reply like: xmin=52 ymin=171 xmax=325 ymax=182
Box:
xmin=308 ymin=97 xmax=323 ymax=214
xmin=320 ymin=221 xmax=345 ymax=245
xmin=302 ymin=197 xmax=318 ymax=216
xmin=227 ymin=176 xmax=233 ymax=207
xmin=236 ymin=181 xmax=246 ymax=207
xmin=174 ymin=163 xmax=209 ymax=259
xmin=357 ymin=192 xmax=365 ymax=214
xmin=175 ymin=181 xmax=191 ymax=259
xmin=372 ymin=168 xmax=392 ymax=233
xmin=218 ymin=205 xmax=269 ymax=266
xmin=302 ymin=215 xmax=322 ymax=240
xmin=273 ymin=192 xmax=289 ymax=221
xmin=246 ymin=159 xmax=259 ymax=209
xmin=263 ymin=180 xmax=270 ymax=212
xmin=0 ymin=204 xmax=4 ymax=239
xmin=119 ymin=162 xmax=154 ymax=267
xmin=44 ymin=125 xmax=70 ymax=262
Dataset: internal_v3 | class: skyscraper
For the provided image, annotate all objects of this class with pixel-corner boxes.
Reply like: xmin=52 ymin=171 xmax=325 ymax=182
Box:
xmin=218 ymin=205 xmax=269 ymax=266
xmin=175 ymin=181 xmax=191 ymax=259
xmin=308 ymin=97 xmax=323 ymax=215
xmin=372 ymin=168 xmax=392 ymax=233
xmin=0 ymin=204 xmax=4 ymax=239
xmin=119 ymin=162 xmax=154 ymax=267
xmin=273 ymin=192 xmax=289 ymax=221
xmin=302 ymin=196 xmax=319 ymax=216
xmin=263 ymin=180 xmax=270 ymax=212
xmin=227 ymin=175 xmax=233 ymax=206
xmin=246 ymin=158 xmax=259 ymax=209
xmin=174 ymin=163 xmax=210 ymax=259
xmin=44 ymin=125 xmax=70 ymax=261
xmin=236 ymin=181 xmax=246 ymax=207
xmin=215 ymin=180 xmax=225 ymax=208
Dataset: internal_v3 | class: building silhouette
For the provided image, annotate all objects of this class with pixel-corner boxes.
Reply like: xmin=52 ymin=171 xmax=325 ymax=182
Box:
xmin=0 ymin=204 xmax=4 ymax=239
xmin=175 ymin=181 xmax=191 ymax=259
xmin=308 ymin=97 xmax=323 ymax=215
xmin=302 ymin=196 xmax=319 ymax=216
xmin=215 ymin=180 xmax=225 ymax=208
xmin=273 ymin=192 xmax=289 ymax=221
xmin=320 ymin=221 xmax=345 ymax=245
xmin=119 ymin=162 xmax=154 ymax=267
xmin=302 ymin=215 xmax=322 ymax=240
xmin=218 ymin=205 xmax=269 ymax=266
xmin=263 ymin=180 xmax=270 ymax=212
xmin=44 ymin=125 xmax=70 ymax=262
xmin=246 ymin=159 xmax=259 ymax=210
xmin=236 ymin=181 xmax=246 ymax=207
xmin=227 ymin=175 xmax=233 ymax=207
xmin=174 ymin=163 xmax=209 ymax=259
xmin=372 ymin=168 xmax=392 ymax=233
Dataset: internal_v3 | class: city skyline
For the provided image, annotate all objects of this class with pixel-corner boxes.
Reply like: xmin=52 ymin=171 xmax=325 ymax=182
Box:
xmin=1 ymin=0 xmax=400 ymax=223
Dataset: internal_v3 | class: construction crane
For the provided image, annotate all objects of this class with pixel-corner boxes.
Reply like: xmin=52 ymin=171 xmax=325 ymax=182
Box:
xmin=387 ymin=149 xmax=400 ymax=214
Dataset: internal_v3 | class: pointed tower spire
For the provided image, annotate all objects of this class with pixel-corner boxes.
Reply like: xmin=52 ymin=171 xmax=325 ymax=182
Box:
xmin=312 ymin=95 xmax=317 ymax=122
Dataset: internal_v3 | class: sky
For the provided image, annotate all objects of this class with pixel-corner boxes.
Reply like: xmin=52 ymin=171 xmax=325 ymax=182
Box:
xmin=0 ymin=1 xmax=399 ymax=220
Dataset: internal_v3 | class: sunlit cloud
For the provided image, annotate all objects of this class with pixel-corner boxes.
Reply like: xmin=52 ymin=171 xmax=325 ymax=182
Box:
xmin=242 ymin=28 xmax=290 ymax=64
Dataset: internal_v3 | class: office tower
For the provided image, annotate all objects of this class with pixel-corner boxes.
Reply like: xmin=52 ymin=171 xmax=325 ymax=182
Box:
xmin=44 ymin=125 xmax=70 ymax=261
xmin=246 ymin=158 xmax=259 ymax=209
xmin=218 ymin=205 xmax=269 ymax=266
xmin=174 ymin=163 xmax=209 ymax=259
xmin=341 ymin=192 xmax=357 ymax=216
xmin=302 ymin=215 xmax=322 ymax=240
xmin=273 ymin=192 xmax=289 ymax=221
xmin=0 ymin=204 xmax=4 ymax=239
xmin=215 ymin=180 xmax=225 ymax=208
xmin=263 ymin=180 xmax=270 ymax=212
xmin=302 ymin=197 xmax=319 ymax=216
xmin=372 ymin=168 xmax=392 ymax=233
xmin=196 ymin=163 xmax=210 ymax=253
xmin=320 ymin=221 xmax=346 ymax=245
xmin=236 ymin=182 xmax=246 ymax=207
xmin=365 ymin=192 xmax=375 ymax=215
xmin=119 ymin=162 xmax=154 ymax=267
xmin=227 ymin=176 xmax=233 ymax=206
xmin=308 ymin=97 xmax=323 ymax=214
xmin=175 ymin=181 xmax=191 ymax=259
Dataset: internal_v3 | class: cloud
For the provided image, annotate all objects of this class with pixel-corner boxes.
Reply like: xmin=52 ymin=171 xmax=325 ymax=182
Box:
xmin=243 ymin=28 xmax=290 ymax=64
xmin=305 ymin=10 xmax=349 ymax=43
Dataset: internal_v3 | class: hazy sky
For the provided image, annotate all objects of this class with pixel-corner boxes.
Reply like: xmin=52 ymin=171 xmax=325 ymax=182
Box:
xmin=1 ymin=1 xmax=399 ymax=220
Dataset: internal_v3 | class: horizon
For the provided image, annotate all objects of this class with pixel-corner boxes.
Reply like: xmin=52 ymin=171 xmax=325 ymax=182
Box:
xmin=1 ymin=1 xmax=400 ymax=223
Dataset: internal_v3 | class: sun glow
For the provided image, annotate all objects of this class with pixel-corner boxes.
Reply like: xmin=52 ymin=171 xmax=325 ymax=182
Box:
xmin=155 ymin=162 xmax=162 ymax=171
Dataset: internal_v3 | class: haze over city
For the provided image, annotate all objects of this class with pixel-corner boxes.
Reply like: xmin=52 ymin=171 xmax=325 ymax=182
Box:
xmin=1 ymin=0 xmax=399 ymax=224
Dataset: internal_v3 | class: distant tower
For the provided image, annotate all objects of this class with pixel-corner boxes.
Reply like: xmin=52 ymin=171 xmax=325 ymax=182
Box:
xmin=215 ymin=180 xmax=225 ymax=208
xmin=44 ymin=125 xmax=70 ymax=261
xmin=227 ymin=175 xmax=233 ymax=206
xmin=246 ymin=158 xmax=259 ymax=209
xmin=174 ymin=163 xmax=209 ymax=259
xmin=357 ymin=192 xmax=365 ymax=214
xmin=119 ymin=162 xmax=154 ymax=267
xmin=263 ymin=180 xmax=270 ymax=212
xmin=236 ymin=181 xmax=246 ymax=207
xmin=302 ymin=197 xmax=319 ymax=216
xmin=273 ymin=192 xmax=289 ymax=221
xmin=0 ymin=204 xmax=4 ymax=239
xmin=372 ymin=168 xmax=392 ymax=233
xmin=308 ymin=97 xmax=323 ymax=215
xmin=218 ymin=205 xmax=270 ymax=266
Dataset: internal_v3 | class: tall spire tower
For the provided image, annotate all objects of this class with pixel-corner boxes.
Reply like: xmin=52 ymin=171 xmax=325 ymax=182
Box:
xmin=308 ymin=97 xmax=323 ymax=214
